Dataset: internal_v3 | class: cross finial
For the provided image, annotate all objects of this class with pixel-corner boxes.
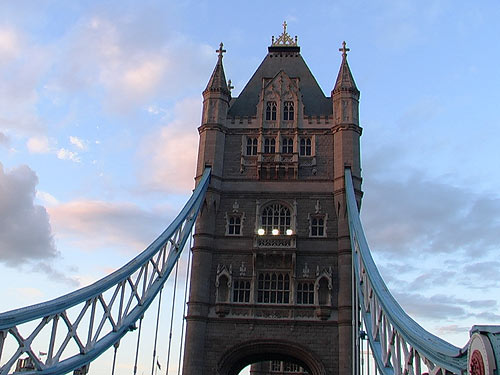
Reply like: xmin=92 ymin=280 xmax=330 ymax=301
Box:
xmin=216 ymin=42 xmax=226 ymax=59
xmin=339 ymin=41 xmax=350 ymax=58
xmin=283 ymin=21 xmax=287 ymax=34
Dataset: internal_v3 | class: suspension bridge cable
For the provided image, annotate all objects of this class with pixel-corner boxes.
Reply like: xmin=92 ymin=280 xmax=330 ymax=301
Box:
xmin=151 ymin=287 xmax=163 ymax=375
xmin=133 ymin=317 xmax=144 ymax=375
xmin=165 ymin=260 xmax=180 ymax=375
xmin=177 ymin=232 xmax=193 ymax=375
xmin=111 ymin=341 xmax=119 ymax=375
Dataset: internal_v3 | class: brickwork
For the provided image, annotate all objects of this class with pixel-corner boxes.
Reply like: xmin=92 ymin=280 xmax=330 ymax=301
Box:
xmin=183 ymin=36 xmax=362 ymax=375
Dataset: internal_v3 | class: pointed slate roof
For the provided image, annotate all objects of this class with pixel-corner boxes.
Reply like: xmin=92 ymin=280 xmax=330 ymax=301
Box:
xmin=228 ymin=46 xmax=332 ymax=117
xmin=333 ymin=41 xmax=359 ymax=95
xmin=204 ymin=43 xmax=230 ymax=96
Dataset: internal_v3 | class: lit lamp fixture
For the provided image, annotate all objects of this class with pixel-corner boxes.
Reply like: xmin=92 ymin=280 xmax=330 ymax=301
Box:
xmin=272 ymin=229 xmax=279 ymax=235
xmin=257 ymin=228 xmax=265 ymax=236
xmin=286 ymin=229 xmax=293 ymax=235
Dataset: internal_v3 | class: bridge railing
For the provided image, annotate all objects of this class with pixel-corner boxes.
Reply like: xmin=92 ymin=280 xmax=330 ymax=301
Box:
xmin=344 ymin=168 xmax=500 ymax=375
xmin=0 ymin=168 xmax=211 ymax=375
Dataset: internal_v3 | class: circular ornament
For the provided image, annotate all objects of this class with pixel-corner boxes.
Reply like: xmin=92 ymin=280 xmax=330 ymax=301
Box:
xmin=468 ymin=332 xmax=496 ymax=375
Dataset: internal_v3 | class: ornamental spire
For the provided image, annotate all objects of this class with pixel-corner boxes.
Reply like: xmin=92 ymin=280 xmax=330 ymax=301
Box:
xmin=204 ymin=42 xmax=230 ymax=96
xmin=333 ymin=41 xmax=359 ymax=95
xmin=271 ymin=20 xmax=298 ymax=46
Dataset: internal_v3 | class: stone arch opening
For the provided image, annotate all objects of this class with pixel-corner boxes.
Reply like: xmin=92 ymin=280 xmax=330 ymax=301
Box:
xmin=217 ymin=340 xmax=326 ymax=375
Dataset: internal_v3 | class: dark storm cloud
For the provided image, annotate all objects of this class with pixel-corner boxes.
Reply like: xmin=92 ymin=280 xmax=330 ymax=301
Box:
xmin=361 ymin=170 xmax=500 ymax=257
xmin=0 ymin=163 xmax=58 ymax=265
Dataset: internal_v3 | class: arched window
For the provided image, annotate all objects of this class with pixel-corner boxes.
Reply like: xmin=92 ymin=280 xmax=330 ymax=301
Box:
xmin=261 ymin=203 xmax=291 ymax=235
xmin=266 ymin=101 xmax=277 ymax=121
xmin=284 ymin=101 xmax=294 ymax=121
xmin=300 ymin=138 xmax=312 ymax=156
xmin=311 ymin=217 xmax=325 ymax=237
xmin=227 ymin=216 xmax=241 ymax=235
xmin=264 ymin=138 xmax=276 ymax=153
xmin=297 ymin=282 xmax=314 ymax=304
xmin=281 ymin=137 xmax=293 ymax=154
xmin=233 ymin=279 xmax=250 ymax=303
xmin=257 ymin=272 xmax=290 ymax=304
xmin=246 ymin=137 xmax=258 ymax=155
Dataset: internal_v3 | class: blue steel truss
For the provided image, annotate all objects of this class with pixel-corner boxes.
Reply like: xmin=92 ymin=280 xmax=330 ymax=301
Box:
xmin=0 ymin=168 xmax=211 ymax=375
xmin=344 ymin=168 xmax=468 ymax=375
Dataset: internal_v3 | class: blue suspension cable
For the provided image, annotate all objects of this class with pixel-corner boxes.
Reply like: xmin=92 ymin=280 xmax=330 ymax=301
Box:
xmin=177 ymin=232 xmax=193 ymax=375
xmin=165 ymin=261 xmax=179 ymax=375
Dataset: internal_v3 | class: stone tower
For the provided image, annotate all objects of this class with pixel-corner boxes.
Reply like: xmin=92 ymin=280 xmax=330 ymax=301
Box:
xmin=183 ymin=24 xmax=362 ymax=375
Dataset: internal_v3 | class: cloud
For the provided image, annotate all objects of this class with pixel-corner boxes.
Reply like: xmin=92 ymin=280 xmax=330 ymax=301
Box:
xmin=137 ymin=97 xmax=200 ymax=193
xmin=27 ymin=135 xmax=51 ymax=153
xmin=0 ymin=26 xmax=50 ymax=135
xmin=0 ymin=27 xmax=19 ymax=64
xmin=362 ymin=171 xmax=500 ymax=257
xmin=48 ymin=200 xmax=174 ymax=253
xmin=0 ymin=131 xmax=9 ymax=147
xmin=69 ymin=135 xmax=87 ymax=150
xmin=57 ymin=148 xmax=81 ymax=163
xmin=0 ymin=163 xmax=58 ymax=266
xmin=56 ymin=13 xmax=213 ymax=112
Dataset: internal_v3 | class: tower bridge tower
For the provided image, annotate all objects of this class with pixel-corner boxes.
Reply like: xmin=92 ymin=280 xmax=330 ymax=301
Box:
xmin=183 ymin=24 xmax=363 ymax=375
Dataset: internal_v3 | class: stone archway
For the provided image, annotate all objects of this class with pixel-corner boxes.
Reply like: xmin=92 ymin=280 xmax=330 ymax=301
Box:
xmin=217 ymin=339 xmax=327 ymax=375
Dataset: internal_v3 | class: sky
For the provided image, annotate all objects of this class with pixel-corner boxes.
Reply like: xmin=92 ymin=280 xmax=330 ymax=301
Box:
xmin=1 ymin=0 xmax=500 ymax=373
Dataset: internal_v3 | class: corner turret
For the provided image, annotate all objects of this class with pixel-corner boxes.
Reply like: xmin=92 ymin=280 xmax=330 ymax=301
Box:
xmin=332 ymin=41 xmax=360 ymax=126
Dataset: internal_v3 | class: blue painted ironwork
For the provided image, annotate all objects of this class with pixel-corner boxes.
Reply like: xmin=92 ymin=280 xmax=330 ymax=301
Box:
xmin=344 ymin=168 xmax=468 ymax=375
xmin=0 ymin=168 xmax=211 ymax=375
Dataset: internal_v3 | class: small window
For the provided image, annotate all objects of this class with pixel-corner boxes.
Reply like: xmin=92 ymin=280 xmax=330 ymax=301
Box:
xmin=266 ymin=101 xmax=277 ymax=121
xmin=281 ymin=137 xmax=293 ymax=154
xmin=246 ymin=137 xmax=258 ymax=155
xmin=311 ymin=217 xmax=325 ymax=237
xmin=297 ymin=282 xmax=314 ymax=304
xmin=257 ymin=273 xmax=290 ymax=304
xmin=300 ymin=138 xmax=312 ymax=156
xmin=284 ymin=101 xmax=294 ymax=121
xmin=227 ymin=216 xmax=241 ymax=235
xmin=233 ymin=280 xmax=251 ymax=303
xmin=271 ymin=361 xmax=281 ymax=372
xmin=264 ymin=138 xmax=276 ymax=153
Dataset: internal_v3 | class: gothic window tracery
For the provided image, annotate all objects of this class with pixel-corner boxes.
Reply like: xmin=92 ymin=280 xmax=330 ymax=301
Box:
xmin=310 ymin=217 xmax=325 ymax=237
xmin=246 ymin=137 xmax=258 ymax=155
xmin=264 ymin=138 xmax=276 ymax=153
xmin=296 ymin=282 xmax=314 ymax=304
xmin=266 ymin=101 xmax=277 ymax=121
xmin=261 ymin=203 xmax=291 ymax=235
xmin=257 ymin=272 xmax=290 ymax=304
xmin=284 ymin=101 xmax=294 ymax=121
xmin=227 ymin=216 xmax=241 ymax=235
xmin=300 ymin=138 xmax=312 ymax=156
xmin=282 ymin=137 xmax=293 ymax=154
xmin=233 ymin=279 xmax=251 ymax=303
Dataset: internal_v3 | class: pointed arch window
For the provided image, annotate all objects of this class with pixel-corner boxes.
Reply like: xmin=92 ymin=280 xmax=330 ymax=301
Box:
xmin=233 ymin=279 xmax=251 ymax=303
xmin=266 ymin=101 xmax=277 ymax=121
xmin=281 ymin=137 xmax=293 ymax=154
xmin=296 ymin=282 xmax=314 ymax=304
xmin=261 ymin=203 xmax=291 ymax=235
xmin=300 ymin=138 xmax=312 ymax=156
xmin=264 ymin=138 xmax=276 ymax=154
xmin=246 ymin=137 xmax=258 ymax=155
xmin=284 ymin=101 xmax=294 ymax=121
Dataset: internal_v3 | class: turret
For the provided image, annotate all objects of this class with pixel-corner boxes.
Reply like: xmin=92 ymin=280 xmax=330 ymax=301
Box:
xmin=196 ymin=42 xmax=230 ymax=179
xmin=331 ymin=41 xmax=362 ymax=375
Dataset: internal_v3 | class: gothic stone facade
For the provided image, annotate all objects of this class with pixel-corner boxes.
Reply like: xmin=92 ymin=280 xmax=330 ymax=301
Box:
xmin=183 ymin=31 xmax=363 ymax=375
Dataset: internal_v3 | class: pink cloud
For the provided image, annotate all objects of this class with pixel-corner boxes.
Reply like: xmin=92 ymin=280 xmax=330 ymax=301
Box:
xmin=138 ymin=97 xmax=201 ymax=193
